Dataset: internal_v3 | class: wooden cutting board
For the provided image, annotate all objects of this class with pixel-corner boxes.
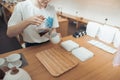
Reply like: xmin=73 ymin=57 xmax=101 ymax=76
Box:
xmin=36 ymin=46 xmax=78 ymax=77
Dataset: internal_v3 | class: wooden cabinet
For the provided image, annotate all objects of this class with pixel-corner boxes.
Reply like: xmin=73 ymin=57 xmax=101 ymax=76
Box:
xmin=57 ymin=17 xmax=68 ymax=37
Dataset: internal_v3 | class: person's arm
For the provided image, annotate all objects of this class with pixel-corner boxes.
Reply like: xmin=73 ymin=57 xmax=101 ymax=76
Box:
xmin=7 ymin=15 xmax=45 ymax=38
xmin=7 ymin=20 xmax=29 ymax=38
xmin=7 ymin=2 xmax=46 ymax=38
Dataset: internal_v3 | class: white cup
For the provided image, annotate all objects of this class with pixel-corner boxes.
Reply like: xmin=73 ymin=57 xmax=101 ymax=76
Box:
xmin=50 ymin=32 xmax=61 ymax=44
xmin=8 ymin=60 xmax=22 ymax=68
xmin=0 ymin=58 xmax=7 ymax=68
xmin=6 ymin=54 xmax=21 ymax=68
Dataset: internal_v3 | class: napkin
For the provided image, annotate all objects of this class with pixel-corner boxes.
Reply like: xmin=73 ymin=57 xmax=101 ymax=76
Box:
xmin=61 ymin=40 xmax=79 ymax=51
xmin=86 ymin=21 xmax=101 ymax=37
xmin=71 ymin=47 xmax=94 ymax=62
xmin=113 ymin=31 xmax=120 ymax=48
xmin=97 ymin=25 xmax=119 ymax=44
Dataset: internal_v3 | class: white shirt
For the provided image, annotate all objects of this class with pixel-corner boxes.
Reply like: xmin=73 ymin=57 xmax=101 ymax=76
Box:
xmin=8 ymin=0 xmax=59 ymax=43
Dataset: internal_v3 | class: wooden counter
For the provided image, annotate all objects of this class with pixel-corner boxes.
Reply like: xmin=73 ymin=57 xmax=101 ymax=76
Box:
xmin=0 ymin=35 xmax=120 ymax=80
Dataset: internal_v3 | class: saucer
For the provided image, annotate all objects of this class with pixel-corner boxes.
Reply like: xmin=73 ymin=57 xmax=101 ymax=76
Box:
xmin=8 ymin=60 xmax=22 ymax=68
xmin=0 ymin=58 xmax=6 ymax=68
xmin=6 ymin=54 xmax=21 ymax=62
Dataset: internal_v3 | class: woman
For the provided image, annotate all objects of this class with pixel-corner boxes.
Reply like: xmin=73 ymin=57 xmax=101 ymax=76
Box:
xmin=7 ymin=0 xmax=59 ymax=47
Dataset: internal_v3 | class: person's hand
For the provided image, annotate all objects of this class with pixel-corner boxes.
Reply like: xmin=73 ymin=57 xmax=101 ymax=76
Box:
xmin=26 ymin=15 xmax=45 ymax=26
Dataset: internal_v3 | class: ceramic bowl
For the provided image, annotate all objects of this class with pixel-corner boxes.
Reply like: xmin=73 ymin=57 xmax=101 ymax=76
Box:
xmin=0 ymin=58 xmax=6 ymax=68
xmin=50 ymin=33 xmax=61 ymax=44
xmin=4 ymin=68 xmax=32 ymax=80
xmin=6 ymin=54 xmax=21 ymax=63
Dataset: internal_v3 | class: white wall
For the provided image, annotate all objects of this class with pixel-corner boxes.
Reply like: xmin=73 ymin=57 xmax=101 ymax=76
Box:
xmin=50 ymin=0 xmax=120 ymax=27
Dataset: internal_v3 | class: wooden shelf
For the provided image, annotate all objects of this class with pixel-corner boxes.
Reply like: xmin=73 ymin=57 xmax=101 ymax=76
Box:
xmin=57 ymin=12 xmax=88 ymax=28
